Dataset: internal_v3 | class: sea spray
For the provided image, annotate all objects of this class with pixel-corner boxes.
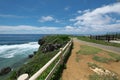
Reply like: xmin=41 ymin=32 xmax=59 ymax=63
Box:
xmin=0 ymin=42 xmax=39 ymax=69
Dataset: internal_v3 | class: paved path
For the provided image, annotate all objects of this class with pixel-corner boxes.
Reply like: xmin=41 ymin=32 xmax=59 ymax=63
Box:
xmin=74 ymin=38 xmax=120 ymax=54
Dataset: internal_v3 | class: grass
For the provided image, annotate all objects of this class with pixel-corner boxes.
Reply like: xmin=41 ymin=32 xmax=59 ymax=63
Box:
xmin=93 ymin=56 xmax=112 ymax=63
xmin=76 ymin=36 xmax=120 ymax=47
xmin=108 ymin=52 xmax=120 ymax=61
xmin=92 ymin=51 xmax=120 ymax=63
xmin=76 ymin=45 xmax=101 ymax=55
xmin=88 ymin=62 xmax=119 ymax=80
xmin=87 ymin=62 xmax=100 ymax=69
xmin=37 ymin=56 xmax=59 ymax=80
xmin=89 ymin=73 xmax=118 ymax=80
xmin=76 ymin=56 xmax=80 ymax=62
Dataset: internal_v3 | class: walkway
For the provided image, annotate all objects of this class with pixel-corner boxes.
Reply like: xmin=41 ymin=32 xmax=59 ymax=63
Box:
xmin=74 ymin=38 xmax=120 ymax=54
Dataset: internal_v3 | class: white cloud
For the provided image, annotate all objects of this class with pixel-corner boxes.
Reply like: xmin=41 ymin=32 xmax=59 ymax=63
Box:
xmin=77 ymin=10 xmax=82 ymax=13
xmin=0 ymin=25 xmax=86 ymax=34
xmin=0 ymin=14 xmax=26 ymax=18
xmin=1 ymin=3 xmax=120 ymax=34
xmin=38 ymin=16 xmax=55 ymax=22
xmin=1 ymin=23 xmax=119 ymax=34
xmin=69 ymin=2 xmax=120 ymax=34
xmin=0 ymin=25 xmax=60 ymax=34
xmin=64 ymin=6 xmax=70 ymax=11
xmin=38 ymin=16 xmax=60 ymax=23
xmin=55 ymin=19 xmax=61 ymax=23
xmin=83 ymin=9 xmax=90 ymax=13
xmin=77 ymin=9 xmax=90 ymax=14
xmin=65 ymin=26 xmax=74 ymax=30
xmin=116 ymin=20 xmax=120 ymax=23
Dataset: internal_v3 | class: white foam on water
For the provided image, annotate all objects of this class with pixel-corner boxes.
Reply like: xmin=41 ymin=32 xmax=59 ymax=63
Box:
xmin=0 ymin=42 xmax=39 ymax=58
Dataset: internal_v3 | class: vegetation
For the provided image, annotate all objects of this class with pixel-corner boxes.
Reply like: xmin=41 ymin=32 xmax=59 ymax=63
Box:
xmin=93 ymin=56 xmax=112 ymax=63
xmin=8 ymin=35 xmax=70 ymax=80
xmin=88 ymin=62 xmax=118 ymax=80
xmin=87 ymin=62 xmax=100 ymax=69
xmin=92 ymin=51 xmax=120 ymax=63
xmin=108 ymin=52 xmax=120 ymax=61
xmin=36 ymin=57 xmax=58 ymax=80
xmin=75 ymin=55 xmax=80 ymax=62
xmin=76 ymin=45 xmax=101 ymax=55
xmin=77 ymin=36 xmax=120 ymax=47
xmin=89 ymin=73 xmax=118 ymax=80
xmin=76 ymin=45 xmax=120 ymax=64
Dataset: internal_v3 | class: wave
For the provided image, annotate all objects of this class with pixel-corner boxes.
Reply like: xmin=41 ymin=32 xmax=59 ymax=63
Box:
xmin=0 ymin=42 xmax=39 ymax=58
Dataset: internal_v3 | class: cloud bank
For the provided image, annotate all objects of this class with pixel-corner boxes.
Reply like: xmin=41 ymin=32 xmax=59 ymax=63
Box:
xmin=0 ymin=25 xmax=78 ymax=34
xmin=69 ymin=2 xmax=120 ymax=34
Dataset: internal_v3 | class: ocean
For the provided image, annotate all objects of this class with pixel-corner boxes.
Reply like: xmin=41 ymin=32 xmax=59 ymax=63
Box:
xmin=0 ymin=34 xmax=45 ymax=70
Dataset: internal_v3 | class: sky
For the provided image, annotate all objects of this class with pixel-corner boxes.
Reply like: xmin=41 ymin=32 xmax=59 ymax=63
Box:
xmin=0 ymin=0 xmax=120 ymax=34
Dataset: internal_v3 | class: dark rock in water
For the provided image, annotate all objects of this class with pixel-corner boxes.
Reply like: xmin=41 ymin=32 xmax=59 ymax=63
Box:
xmin=33 ymin=51 xmax=37 ymax=55
xmin=38 ymin=39 xmax=45 ymax=45
xmin=28 ymin=54 xmax=34 ymax=58
xmin=0 ymin=67 xmax=11 ymax=75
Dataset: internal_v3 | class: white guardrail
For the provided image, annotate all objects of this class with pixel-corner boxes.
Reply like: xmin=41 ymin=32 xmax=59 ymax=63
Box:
xmin=17 ymin=40 xmax=72 ymax=80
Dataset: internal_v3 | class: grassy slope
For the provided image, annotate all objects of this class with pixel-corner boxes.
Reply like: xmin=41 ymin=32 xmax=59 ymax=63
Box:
xmin=8 ymin=35 xmax=70 ymax=80
xmin=76 ymin=36 xmax=120 ymax=47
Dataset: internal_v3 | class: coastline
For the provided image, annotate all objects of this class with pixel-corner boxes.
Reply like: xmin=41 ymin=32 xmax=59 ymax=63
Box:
xmin=8 ymin=35 xmax=70 ymax=80
xmin=0 ymin=34 xmax=44 ymax=80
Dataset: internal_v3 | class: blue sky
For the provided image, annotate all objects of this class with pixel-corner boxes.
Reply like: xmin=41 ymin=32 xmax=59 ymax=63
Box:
xmin=0 ymin=0 xmax=120 ymax=34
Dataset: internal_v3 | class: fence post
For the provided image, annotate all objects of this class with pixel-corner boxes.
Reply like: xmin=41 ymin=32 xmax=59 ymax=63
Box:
xmin=17 ymin=74 xmax=29 ymax=80
xmin=60 ymin=48 xmax=63 ymax=65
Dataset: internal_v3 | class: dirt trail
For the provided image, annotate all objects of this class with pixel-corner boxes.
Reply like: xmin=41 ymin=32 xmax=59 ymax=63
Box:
xmin=62 ymin=39 xmax=93 ymax=80
xmin=61 ymin=38 xmax=120 ymax=80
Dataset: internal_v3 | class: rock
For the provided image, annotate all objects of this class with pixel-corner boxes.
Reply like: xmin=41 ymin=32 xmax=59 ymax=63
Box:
xmin=54 ymin=43 xmax=62 ymax=49
xmin=38 ymin=39 xmax=45 ymax=45
xmin=40 ymin=42 xmax=62 ymax=53
xmin=33 ymin=51 xmax=37 ymax=55
xmin=28 ymin=54 xmax=33 ymax=58
xmin=0 ymin=67 xmax=11 ymax=75
xmin=47 ymin=44 xmax=55 ymax=51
